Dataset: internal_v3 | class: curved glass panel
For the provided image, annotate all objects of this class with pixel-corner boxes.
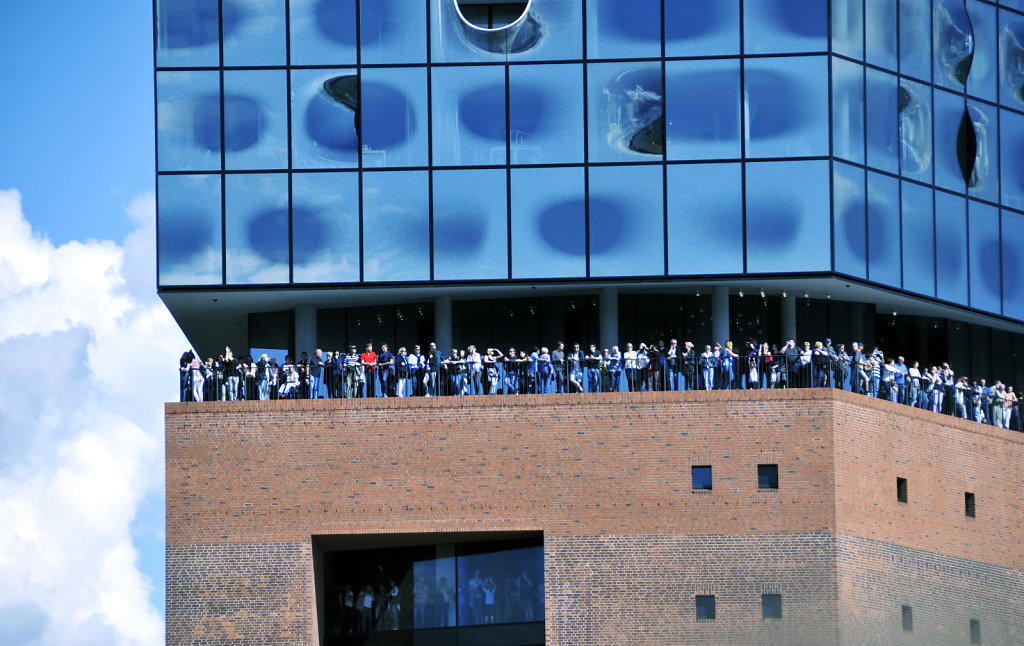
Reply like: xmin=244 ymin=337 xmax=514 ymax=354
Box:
xmin=360 ymin=0 xmax=427 ymax=64
xmin=866 ymin=68 xmax=899 ymax=173
xmin=933 ymin=88 xmax=967 ymax=193
xmin=223 ymin=0 xmax=286 ymax=66
xmin=291 ymin=68 xmax=358 ymax=169
xmin=999 ymin=9 xmax=1024 ymax=108
xmin=933 ymin=0 xmax=975 ymax=90
xmin=901 ymin=180 xmax=935 ymax=296
xmin=966 ymin=101 xmax=997 ymax=202
xmin=360 ymin=66 xmax=428 ymax=168
xmin=508 ymin=64 xmax=584 ymax=164
xmin=832 ymin=58 xmax=866 ymax=164
xmin=666 ymin=163 xmax=742 ymax=275
xmin=832 ymin=0 xmax=864 ymax=59
xmin=586 ymin=0 xmax=661 ymax=60
xmin=431 ymin=65 xmax=506 ymax=166
xmin=744 ymin=0 xmax=827 ymax=55
xmin=156 ymin=0 xmax=223 ymax=68
xmin=223 ymin=70 xmax=288 ymax=170
xmin=587 ymin=62 xmax=663 ymax=163
xmin=935 ymin=192 xmax=968 ymax=305
xmin=966 ymin=0 xmax=997 ymax=102
xmin=745 ymin=160 xmax=831 ymax=273
xmin=898 ymin=79 xmax=933 ymax=183
xmin=1000 ymin=108 xmax=1024 ymax=210
xmin=509 ymin=0 xmax=582 ymax=62
xmin=288 ymin=0 xmax=357 ymax=66
xmin=157 ymin=174 xmax=222 ymax=286
xmin=156 ymin=70 xmax=221 ymax=172
xmin=865 ymin=0 xmax=898 ymax=71
xmin=432 ymin=169 xmax=508 ymax=281
xmin=900 ymin=0 xmax=932 ymax=81
xmin=833 ymin=161 xmax=867 ymax=278
xmin=664 ymin=0 xmax=739 ymax=57
xmin=225 ymin=173 xmax=289 ymax=284
xmin=968 ymin=201 xmax=1001 ymax=313
xmin=1003 ymin=209 xmax=1024 ymax=320
xmin=362 ymin=171 xmax=429 ymax=282
xmin=510 ymin=166 xmax=585 ymax=279
xmin=587 ymin=165 xmax=664 ymax=278
xmin=743 ymin=56 xmax=829 ymax=158
xmin=866 ymin=171 xmax=902 ymax=287
xmin=665 ymin=59 xmax=741 ymax=161
xmin=433 ymin=0 xmax=579 ymax=62
xmin=291 ymin=172 xmax=360 ymax=283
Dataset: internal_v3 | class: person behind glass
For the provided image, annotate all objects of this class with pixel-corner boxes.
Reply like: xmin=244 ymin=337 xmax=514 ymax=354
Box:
xmin=700 ymin=345 xmax=716 ymax=390
xmin=377 ymin=343 xmax=394 ymax=397
xmin=586 ymin=344 xmax=602 ymax=393
xmin=567 ymin=343 xmax=584 ymax=393
xmin=466 ymin=345 xmax=483 ymax=395
xmin=395 ymin=347 xmax=410 ymax=397
xmin=503 ymin=347 xmax=519 ymax=395
xmin=481 ymin=576 xmax=497 ymax=624
xmin=425 ymin=345 xmax=441 ymax=396
xmin=551 ymin=342 xmax=566 ymax=393
xmin=608 ymin=345 xmax=623 ymax=392
xmin=360 ymin=344 xmax=377 ymax=397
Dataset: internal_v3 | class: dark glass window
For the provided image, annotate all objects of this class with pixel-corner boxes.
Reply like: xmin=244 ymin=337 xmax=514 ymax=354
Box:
xmin=757 ymin=464 xmax=779 ymax=489
xmin=897 ymin=477 xmax=908 ymax=503
xmin=692 ymin=466 xmax=713 ymax=491
xmin=965 ymin=492 xmax=976 ymax=517
xmin=902 ymin=605 xmax=913 ymax=632
xmin=970 ymin=618 xmax=981 ymax=644
xmin=695 ymin=595 xmax=716 ymax=621
xmin=762 ymin=594 xmax=782 ymax=620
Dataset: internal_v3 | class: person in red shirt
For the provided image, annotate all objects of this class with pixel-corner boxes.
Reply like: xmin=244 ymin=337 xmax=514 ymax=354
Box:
xmin=361 ymin=343 xmax=378 ymax=397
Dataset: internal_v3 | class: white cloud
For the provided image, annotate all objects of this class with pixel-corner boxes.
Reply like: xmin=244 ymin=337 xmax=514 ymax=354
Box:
xmin=0 ymin=189 xmax=185 ymax=646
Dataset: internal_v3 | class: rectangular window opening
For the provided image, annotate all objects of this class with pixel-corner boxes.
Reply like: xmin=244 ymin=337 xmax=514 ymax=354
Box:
xmin=897 ymin=477 xmax=908 ymax=503
xmin=965 ymin=491 xmax=976 ymax=518
xmin=901 ymin=605 xmax=913 ymax=632
xmin=757 ymin=464 xmax=779 ymax=490
xmin=692 ymin=465 xmax=713 ymax=491
xmin=695 ymin=595 xmax=716 ymax=621
xmin=970 ymin=618 xmax=981 ymax=644
xmin=762 ymin=593 xmax=782 ymax=620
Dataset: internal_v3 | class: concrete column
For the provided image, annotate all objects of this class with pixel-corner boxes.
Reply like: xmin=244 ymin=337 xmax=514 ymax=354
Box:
xmin=712 ymin=285 xmax=730 ymax=344
xmin=435 ymin=295 xmax=453 ymax=353
xmin=295 ymin=305 xmax=317 ymax=358
xmin=780 ymin=294 xmax=796 ymax=343
xmin=599 ymin=287 xmax=618 ymax=350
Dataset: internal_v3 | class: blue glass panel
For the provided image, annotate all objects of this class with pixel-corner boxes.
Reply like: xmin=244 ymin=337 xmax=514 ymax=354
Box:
xmin=1003 ymin=209 xmax=1024 ymax=319
xmin=901 ymin=181 xmax=935 ymax=296
xmin=1000 ymin=9 xmax=1024 ymax=109
xmin=667 ymin=163 xmax=742 ymax=275
xmin=744 ymin=0 xmax=827 ymax=55
xmin=664 ymin=0 xmax=739 ymax=57
xmin=222 ymin=0 xmax=286 ymax=66
xmin=1003 ymin=0 xmax=1024 ymax=11
xmin=432 ymin=169 xmax=508 ymax=281
xmin=933 ymin=88 xmax=967 ymax=193
xmin=934 ymin=192 xmax=968 ymax=305
xmin=291 ymin=68 xmax=358 ymax=169
xmin=744 ymin=56 xmax=829 ymax=158
xmin=865 ymin=0 xmax=898 ymax=70
xmin=156 ymin=0 xmax=222 ymax=67
xmin=833 ymin=162 xmax=867 ymax=278
xmin=157 ymin=71 xmax=221 ymax=172
xmin=587 ymin=62 xmax=663 ymax=163
xmin=432 ymin=0 xmax=577 ymax=62
xmin=665 ymin=59 xmax=740 ymax=161
xmin=508 ymin=64 xmax=584 ymax=164
xmin=588 ymin=165 xmax=664 ymax=278
xmin=832 ymin=0 xmax=864 ymax=59
xmin=866 ymin=68 xmax=899 ymax=173
xmin=899 ymin=79 xmax=933 ymax=183
xmin=968 ymin=201 xmax=1001 ymax=313
xmin=225 ymin=174 xmax=289 ymax=284
xmin=1000 ymin=108 xmax=1024 ymax=210
xmin=933 ymin=0 xmax=973 ymax=91
xmin=362 ymin=171 xmax=429 ymax=282
xmin=289 ymin=0 xmax=357 ymax=66
xmin=900 ymin=0 xmax=932 ymax=81
xmin=966 ymin=101 xmax=998 ymax=202
xmin=510 ymin=166 xmax=586 ymax=279
xmin=966 ymin=0 xmax=998 ymax=102
xmin=745 ymin=160 xmax=831 ymax=273
xmin=360 ymin=67 xmax=428 ymax=168
xmin=866 ymin=171 xmax=902 ymax=287
xmin=456 ymin=546 xmax=543 ymax=627
xmin=512 ymin=0 xmax=583 ymax=62
xmin=586 ymin=0 xmax=661 ymax=59
xmin=291 ymin=172 xmax=360 ymax=283
xmin=222 ymin=70 xmax=288 ymax=170
xmin=832 ymin=58 xmax=866 ymax=164
xmin=158 ymin=174 xmax=222 ymax=286
xmin=431 ymin=65 xmax=506 ymax=166
xmin=360 ymin=0 xmax=426 ymax=64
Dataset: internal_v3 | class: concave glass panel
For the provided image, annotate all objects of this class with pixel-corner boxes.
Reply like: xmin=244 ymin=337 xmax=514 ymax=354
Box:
xmin=223 ymin=70 xmax=288 ymax=170
xmin=833 ymin=161 xmax=867 ymax=279
xmin=966 ymin=101 xmax=998 ymax=202
xmin=900 ymin=0 xmax=932 ymax=81
xmin=362 ymin=171 xmax=429 ymax=282
xmin=833 ymin=58 xmax=866 ymax=164
xmin=968 ymin=201 xmax=1002 ymax=313
xmin=360 ymin=0 xmax=426 ymax=64
xmin=158 ymin=174 xmax=222 ymax=286
xmin=157 ymin=71 xmax=221 ymax=172
xmin=744 ymin=56 xmax=829 ymax=158
xmin=431 ymin=65 xmax=506 ymax=166
xmin=587 ymin=165 xmax=664 ymax=278
xmin=291 ymin=68 xmax=358 ymax=169
xmin=865 ymin=0 xmax=898 ymax=70
xmin=901 ymin=181 xmax=936 ymax=296
xmin=866 ymin=68 xmax=899 ymax=173
xmin=899 ymin=79 xmax=933 ymax=183
xmin=1003 ymin=209 xmax=1024 ymax=320
xmin=1000 ymin=108 xmax=1024 ymax=210
xmin=666 ymin=163 xmax=742 ymax=275
xmin=508 ymin=64 xmax=584 ymax=164
xmin=432 ymin=0 xmax=578 ymax=63
xmin=933 ymin=0 xmax=974 ymax=91
xmin=1000 ymin=10 xmax=1024 ymax=108
xmin=1003 ymin=0 xmax=1024 ymax=11
xmin=832 ymin=0 xmax=864 ymax=59
xmin=966 ymin=0 xmax=997 ymax=102
xmin=586 ymin=0 xmax=661 ymax=60
xmin=744 ymin=0 xmax=827 ymax=55
xmin=289 ymin=0 xmax=357 ymax=65
xmin=291 ymin=172 xmax=359 ymax=283
xmin=432 ymin=169 xmax=508 ymax=281
xmin=664 ymin=0 xmax=739 ymax=57
xmin=587 ymin=62 xmax=663 ymax=163
xmin=935 ymin=192 xmax=968 ymax=305
xmin=933 ymin=88 xmax=967 ymax=194
xmin=510 ymin=0 xmax=583 ymax=62
xmin=222 ymin=0 xmax=286 ymax=66
xmin=225 ymin=173 xmax=289 ymax=284
xmin=745 ymin=160 xmax=831 ymax=273
xmin=866 ymin=171 xmax=902 ymax=287
xmin=360 ymin=67 xmax=428 ymax=168
xmin=156 ymin=0 xmax=222 ymax=67
xmin=510 ymin=166 xmax=586 ymax=279
xmin=665 ymin=59 xmax=740 ymax=161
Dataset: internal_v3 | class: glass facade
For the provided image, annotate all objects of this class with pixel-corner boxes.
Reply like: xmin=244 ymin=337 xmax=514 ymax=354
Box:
xmin=156 ymin=0 xmax=1024 ymax=323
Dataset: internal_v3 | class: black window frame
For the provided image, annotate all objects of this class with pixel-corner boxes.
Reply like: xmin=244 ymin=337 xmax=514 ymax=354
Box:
xmin=691 ymin=465 xmax=713 ymax=491
xmin=757 ymin=463 xmax=779 ymax=489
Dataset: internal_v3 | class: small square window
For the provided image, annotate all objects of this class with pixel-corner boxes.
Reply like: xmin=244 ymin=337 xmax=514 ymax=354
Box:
xmin=897 ymin=477 xmax=908 ymax=503
xmin=695 ymin=595 xmax=716 ymax=621
xmin=762 ymin=593 xmax=782 ymax=620
xmin=970 ymin=618 xmax=981 ymax=644
xmin=692 ymin=465 xmax=713 ymax=491
xmin=965 ymin=492 xmax=976 ymax=518
xmin=901 ymin=605 xmax=913 ymax=632
xmin=758 ymin=464 xmax=779 ymax=489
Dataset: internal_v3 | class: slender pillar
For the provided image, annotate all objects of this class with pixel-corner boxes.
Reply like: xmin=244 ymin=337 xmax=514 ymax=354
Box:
xmin=712 ymin=285 xmax=730 ymax=343
xmin=295 ymin=305 xmax=317 ymax=358
xmin=599 ymin=287 xmax=618 ymax=350
xmin=780 ymin=294 xmax=796 ymax=343
xmin=435 ymin=295 xmax=453 ymax=353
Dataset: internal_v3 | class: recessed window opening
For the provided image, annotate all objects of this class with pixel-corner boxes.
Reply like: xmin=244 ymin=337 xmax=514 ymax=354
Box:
xmin=970 ymin=618 xmax=981 ymax=644
xmin=695 ymin=595 xmax=716 ymax=621
xmin=902 ymin=605 xmax=913 ymax=632
xmin=692 ymin=465 xmax=713 ymax=491
xmin=757 ymin=464 xmax=779 ymax=489
xmin=762 ymin=594 xmax=782 ymax=620
xmin=897 ymin=477 xmax=908 ymax=503
xmin=965 ymin=491 xmax=976 ymax=517
xmin=455 ymin=1 xmax=530 ymax=30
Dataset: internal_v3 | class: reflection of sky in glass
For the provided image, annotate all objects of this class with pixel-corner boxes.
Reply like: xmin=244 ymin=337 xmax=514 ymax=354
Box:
xmin=158 ymin=174 xmax=222 ymax=286
xmin=832 ymin=0 xmax=864 ymax=59
xmin=223 ymin=70 xmax=288 ymax=170
xmin=833 ymin=162 xmax=866 ymax=279
xmin=744 ymin=56 xmax=829 ymax=158
xmin=509 ymin=0 xmax=581 ymax=62
xmin=223 ymin=0 xmax=286 ymax=66
xmin=899 ymin=79 xmax=933 ymax=183
xmin=1000 ymin=109 xmax=1024 ymax=211
xmin=665 ymin=0 xmax=738 ymax=56
xmin=933 ymin=88 xmax=967 ymax=193
xmin=433 ymin=169 xmax=508 ymax=281
xmin=292 ymin=172 xmax=359 ymax=283
xmin=901 ymin=181 xmax=935 ymax=296
xmin=588 ymin=165 xmax=663 ymax=278
xmin=967 ymin=101 xmax=997 ymax=202
xmin=508 ymin=64 xmax=584 ymax=164
xmin=586 ymin=0 xmax=661 ymax=59
xmin=666 ymin=163 xmax=742 ymax=275
xmin=156 ymin=0 xmax=222 ymax=67
xmin=899 ymin=0 xmax=931 ymax=81
xmin=933 ymin=0 xmax=974 ymax=91
xmin=866 ymin=68 xmax=899 ymax=174
xmin=745 ymin=160 xmax=830 ymax=273
xmin=587 ymin=62 xmax=663 ymax=163
xmin=510 ymin=166 xmax=585 ymax=279
xmin=291 ymin=68 xmax=358 ymax=169
xmin=226 ymin=173 xmax=289 ymax=284
xmin=832 ymin=58 xmax=865 ymax=164
xmin=432 ymin=65 xmax=506 ymax=166
xmin=743 ymin=0 xmax=827 ymax=54
xmin=968 ymin=201 xmax=1001 ymax=313
xmin=1003 ymin=209 xmax=1024 ymax=320
xmin=360 ymin=67 xmax=428 ymax=168
xmin=866 ymin=171 xmax=902 ymax=288
xmin=666 ymin=59 xmax=740 ymax=161
xmin=935 ymin=192 xmax=968 ymax=305
xmin=362 ymin=171 xmax=429 ymax=282
xmin=966 ymin=0 xmax=997 ymax=102
xmin=157 ymin=71 xmax=220 ymax=171
xmin=360 ymin=0 xmax=426 ymax=64
xmin=865 ymin=0 xmax=898 ymax=70
xmin=288 ymin=0 xmax=357 ymax=65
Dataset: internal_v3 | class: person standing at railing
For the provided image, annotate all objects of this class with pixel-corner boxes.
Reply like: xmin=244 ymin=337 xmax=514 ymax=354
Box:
xmin=256 ymin=354 xmax=270 ymax=401
xmin=882 ymin=357 xmax=898 ymax=402
xmin=646 ymin=342 xmax=661 ymax=391
xmin=608 ymin=345 xmax=623 ymax=392
xmin=811 ymin=342 xmax=829 ymax=388
xmin=377 ymin=344 xmax=394 ymax=397
xmin=222 ymin=347 xmax=239 ymax=401
xmin=308 ymin=349 xmax=324 ymax=399
xmin=722 ymin=341 xmax=739 ymax=390
xmin=700 ymin=345 xmax=715 ymax=390
xmin=586 ymin=344 xmax=601 ymax=393
xmin=907 ymin=361 xmax=922 ymax=407
xmin=567 ymin=343 xmax=584 ymax=393
xmin=360 ymin=344 xmax=377 ymax=398
xmin=930 ymin=367 xmax=946 ymax=413
xmin=426 ymin=346 xmax=441 ymax=396
xmin=599 ymin=348 xmax=612 ymax=392
xmin=551 ymin=342 xmax=566 ymax=394
xmin=1005 ymin=386 xmax=1018 ymax=429
xmin=467 ymin=345 xmax=483 ymax=396
xmin=665 ymin=339 xmax=679 ymax=391
xmin=954 ymin=376 xmax=970 ymax=418
xmin=623 ymin=343 xmax=638 ymax=392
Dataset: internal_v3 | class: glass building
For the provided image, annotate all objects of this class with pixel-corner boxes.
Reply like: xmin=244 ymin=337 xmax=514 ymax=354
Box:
xmin=156 ymin=0 xmax=1024 ymax=381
